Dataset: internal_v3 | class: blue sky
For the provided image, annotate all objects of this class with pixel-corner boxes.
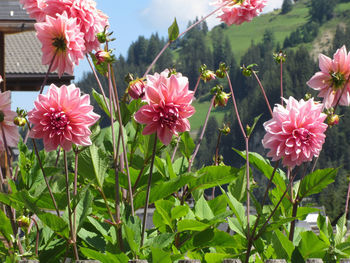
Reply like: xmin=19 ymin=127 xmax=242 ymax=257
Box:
xmin=11 ymin=0 xmax=283 ymax=111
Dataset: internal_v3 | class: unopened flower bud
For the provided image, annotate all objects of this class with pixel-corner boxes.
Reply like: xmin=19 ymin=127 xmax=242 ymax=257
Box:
xmin=14 ymin=117 xmax=26 ymax=127
xmin=201 ymin=70 xmax=216 ymax=82
xmin=0 ymin=111 xmax=4 ymax=122
xmin=128 ymin=78 xmax=146 ymax=100
xmin=97 ymin=32 xmax=107 ymax=43
xmin=273 ymin=51 xmax=287 ymax=64
xmin=95 ymin=50 xmax=112 ymax=65
xmin=304 ymin=93 xmax=313 ymax=101
xmin=167 ymin=68 xmax=177 ymax=77
xmin=219 ymin=62 xmax=229 ymax=72
xmin=214 ymin=91 xmax=230 ymax=107
xmin=215 ymin=69 xmax=225 ymax=78
xmin=125 ymin=73 xmax=134 ymax=84
xmin=327 ymin=114 xmax=340 ymax=127
xmin=17 ymin=216 xmax=30 ymax=228
xmin=219 ymin=124 xmax=231 ymax=135
xmin=0 ymin=75 xmax=3 ymax=83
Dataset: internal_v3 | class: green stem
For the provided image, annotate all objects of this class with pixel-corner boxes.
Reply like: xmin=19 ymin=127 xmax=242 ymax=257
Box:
xmin=140 ymin=134 xmax=158 ymax=248
xmin=63 ymin=151 xmax=79 ymax=260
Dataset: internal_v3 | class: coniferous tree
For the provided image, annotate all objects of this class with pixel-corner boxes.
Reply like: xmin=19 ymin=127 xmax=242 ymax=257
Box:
xmin=281 ymin=0 xmax=293 ymax=14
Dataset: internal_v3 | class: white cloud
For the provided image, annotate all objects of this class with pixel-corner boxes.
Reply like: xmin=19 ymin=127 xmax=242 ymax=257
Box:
xmin=140 ymin=0 xmax=219 ymax=32
xmin=140 ymin=0 xmax=284 ymax=33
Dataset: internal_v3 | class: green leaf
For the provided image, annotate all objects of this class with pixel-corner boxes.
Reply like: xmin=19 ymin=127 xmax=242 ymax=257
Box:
xmin=134 ymin=174 xmax=194 ymax=210
xmin=227 ymin=217 xmax=245 ymax=238
xmin=155 ymin=200 xmax=174 ymax=230
xmin=189 ymin=165 xmax=240 ymax=192
xmin=208 ymin=195 xmax=227 ymax=216
xmin=151 ymin=247 xmax=172 ymax=263
xmin=90 ymin=53 xmax=109 ymax=76
xmin=246 ymin=114 xmax=262 ymax=137
xmin=0 ymin=209 xmax=12 ymax=242
xmin=92 ymin=89 xmax=113 ymax=118
xmin=166 ymin=152 xmax=176 ymax=179
xmin=168 ymin=18 xmax=179 ymax=42
xmin=298 ymin=168 xmax=338 ymax=200
xmin=78 ymin=228 xmax=106 ymax=251
xmin=234 ymin=150 xmax=286 ymax=191
xmin=78 ymin=144 xmax=110 ymax=188
xmin=335 ymin=213 xmax=347 ymax=245
xmin=271 ymin=229 xmax=294 ymax=260
xmin=177 ymin=219 xmax=210 ymax=232
xmin=298 ymin=231 xmax=328 ymax=259
xmin=171 ymin=205 xmax=189 ymax=220
xmin=204 ymin=253 xmax=234 ymax=263
xmin=80 ymin=247 xmax=128 ymax=263
xmin=179 ymin=132 xmax=195 ymax=160
xmin=75 ymin=189 xmax=93 ymax=231
xmin=220 ymin=186 xmax=246 ymax=227
xmin=147 ymin=233 xmax=175 ymax=249
xmin=38 ymin=213 xmax=69 ymax=239
xmin=195 ymin=195 xmax=215 ymax=220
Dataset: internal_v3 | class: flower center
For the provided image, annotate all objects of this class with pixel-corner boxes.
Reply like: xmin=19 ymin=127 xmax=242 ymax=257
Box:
xmin=330 ymin=71 xmax=346 ymax=90
xmin=52 ymin=36 xmax=67 ymax=52
xmin=48 ymin=108 xmax=69 ymax=134
xmin=159 ymin=105 xmax=179 ymax=129
xmin=292 ymin=128 xmax=311 ymax=144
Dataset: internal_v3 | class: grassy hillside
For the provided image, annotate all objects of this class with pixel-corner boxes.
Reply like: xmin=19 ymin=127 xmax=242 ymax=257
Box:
xmin=189 ymin=0 xmax=350 ymax=131
xmin=210 ymin=0 xmax=309 ymax=61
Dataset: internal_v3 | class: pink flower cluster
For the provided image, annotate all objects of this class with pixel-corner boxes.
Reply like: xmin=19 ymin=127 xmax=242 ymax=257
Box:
xmin=28 ymin=84 xmax=100 ymax=151
xmin=307 ymin=45 xmax=350 ymax=109
xmin=262 ymin=97 xmax=327 ymax=168
xmin=20 ymin=0 xmax=108 ymax=76
xmin=213 ymin=0 xmax=267 ymax=26
xmin=0 ymin=91 xmax=20 ymax=150
xmin=134 ymin=70 xmax=195 ymax=145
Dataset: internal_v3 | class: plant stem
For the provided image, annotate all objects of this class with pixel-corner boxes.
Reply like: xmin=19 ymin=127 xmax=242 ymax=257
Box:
xmin=31 ymin=217 xmax=40 ymax=257
xmin=252 ymin=71 xmax=273 ymax=117
xmin=171 ymin=76 xmax=202 ymax=163
xmin=226 ymin=71 xmax=246 ymax=138
xmin=255 ymin=172 xmax=298 ymax=240
xmin=109 ymin=66 xmax=135 ymax=216
xmin=140 ymin=134 xmax=158 ymax=248
xmin=212 ymin=131 xmax=223 ymax=199
xmin=86 ymin=54 xmax=110 ymax=112
xmin=345 ymin=178 xmax=350 ymax=219
xmin=63 ymin=150 xmax=79 ymax=261
xmin=39 ymin=51 xmax=57 ymax=94
xmin=31 ymin=138 xmax=60 ymax=217
xmin=143 ymin=2 xmax=229 ymax=77
xmin=73 ymin=149 xmax=79 ymax=249
xmin=280 ymin=61 xmax=284 ymax=106
xmin=289 ymin=200 xmax=298 ymax=242
xmin=187 ymin=96 xmax=215 ymax=172
xmin=0 ymin=124 xmax=13 ymax=179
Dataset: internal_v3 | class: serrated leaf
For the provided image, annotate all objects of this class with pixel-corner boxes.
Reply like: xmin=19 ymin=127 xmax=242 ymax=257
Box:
xmin=78 ymin=144 xmax=110 ymax=188
xmin=177 ymin=219 xmax=210 ymax=232
xmin=168 ymin=18 xmax=179 ymax=42
xmin=195 ymin=195 xmax=214 ymax=220
xmin=298 ymin=168 xmax=338 ymax=200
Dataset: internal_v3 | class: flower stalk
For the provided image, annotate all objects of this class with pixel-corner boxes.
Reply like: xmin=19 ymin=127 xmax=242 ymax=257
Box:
xmin=140 ymin=134 xmax=158 ymax=248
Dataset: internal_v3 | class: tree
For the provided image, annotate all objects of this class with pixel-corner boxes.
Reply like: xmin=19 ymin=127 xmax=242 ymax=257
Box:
xmin=309 ymin=0 xmax=336 ymax=23
xmin=281 ymin=0 xmax=293 ymax=14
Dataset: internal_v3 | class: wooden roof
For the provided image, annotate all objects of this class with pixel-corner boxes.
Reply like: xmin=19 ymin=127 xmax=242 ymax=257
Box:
xmin=0 ymin=1 xmax=74 ymax=91
xmin=0 ymin=0 xmax=35 ymax=33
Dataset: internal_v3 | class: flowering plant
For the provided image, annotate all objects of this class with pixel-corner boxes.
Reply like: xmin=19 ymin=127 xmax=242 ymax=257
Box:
xmin=1 ymin=0 xmax=350 ymax=263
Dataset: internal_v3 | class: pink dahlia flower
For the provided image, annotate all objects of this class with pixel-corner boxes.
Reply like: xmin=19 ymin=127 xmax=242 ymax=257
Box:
xmin=213 ymin=0 xmax=267 ymax=26
xmin=35 ymin=12 xmax=85 ymax=77
xmin=28 ymin=84 xmax=100 ymax=151
xmin=262 ymin=97 xmax=328 ymax=168
xmin=20 ymin=0 xmax=47 ymax=22
xmin=44 ymin=0 xmax=109 ymax=52
xmin=307 ymin=45 xmax=350 ymax=109
xmin=0 ymin=91 xmax=20 ymax=150
xmin=134 ymin=70 xmax=195 ymax=145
